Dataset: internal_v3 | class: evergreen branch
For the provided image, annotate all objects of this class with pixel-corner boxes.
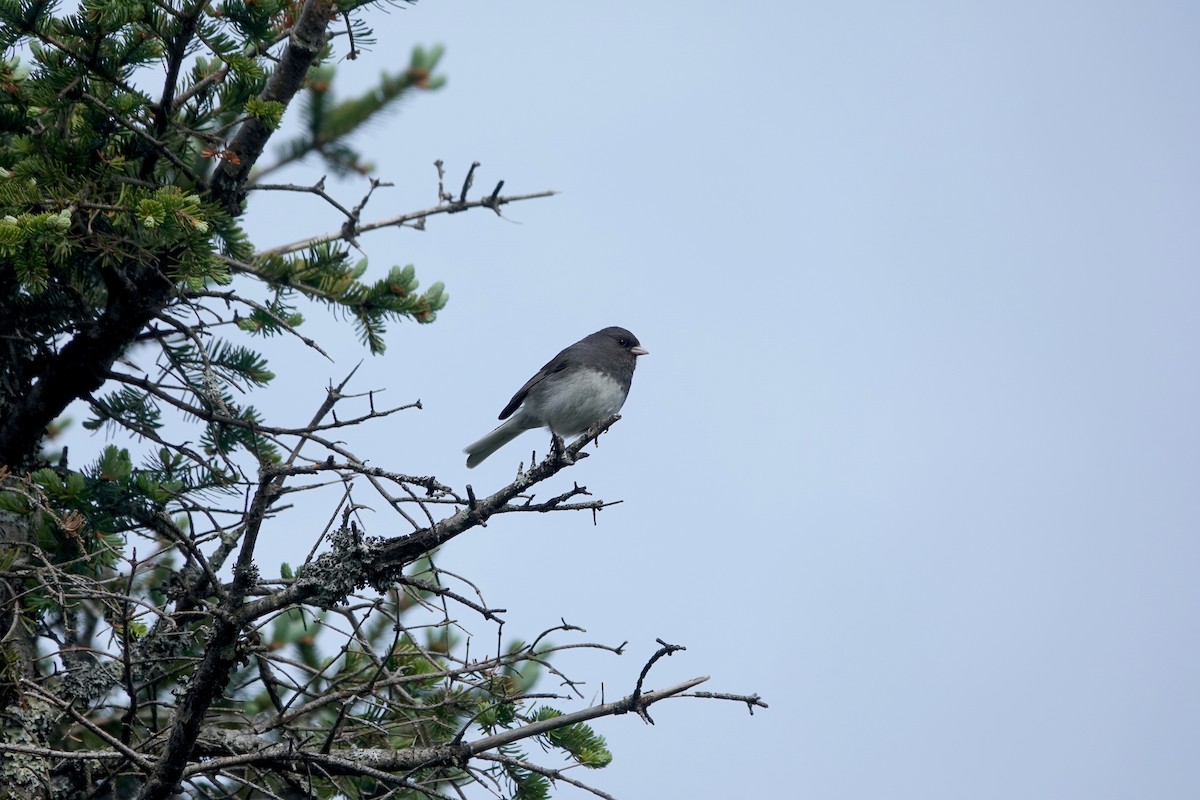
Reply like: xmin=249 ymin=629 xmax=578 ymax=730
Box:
xmin=8 ymin=665 xmax=750 ymax=792
xmin=466 ymin=676 xmax=707 ymax=754
xmin=105 ymin=370 xmax=416 ymax=442
xmin=209 ymin=0 xmax=337 ymax=213
xmin=148 ymin=675 xmax=709 ymax=780
xmin=367 ymin=675 xmax=696 ymax=766
xmin=167 ymin=26 xmax=281 ymax=115
xmin=143 ymin=0 xmax=209 ymax=180
xmin=184 ymin=748 xmax=458 ymax=797
xmin=254 ymin=638 xmax=590 ymax=735
xmin=0 ymin=261 xmax=174 ymax=468
xmin=474 ymin=752 xmax=617 ymax=800
xmin=3 ymin=17 xmax=143 ymax=98
xmin=170 ymin=62 xmax=230 ymax=113
xmin=78 ymin=93 xmax=202 ymax=186
xmin=252 ymin=49 xmax=445 ymax=181
xmin=84 ymin=389 xmax=230 ymax=483
xmin=183 ymin=289 xmax=333 ymax=360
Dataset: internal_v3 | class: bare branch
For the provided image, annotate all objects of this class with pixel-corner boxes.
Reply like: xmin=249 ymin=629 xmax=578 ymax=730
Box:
xmin=236 ymin=415 xmax=624 ymax=623
xmin=466 ymin=676 xmax=710 ymax=756
xmin=176 ymin=675 xmax=710 ymax=776
xmin=256 ymin=188 xmax=557 ymax=259
xmin=248 ymin=178 xmax=358 ymax=223
xmin=0 ymin=742 xmax=126 ymax=761
xmin=684 ymin=690 xmax=771 ymax=715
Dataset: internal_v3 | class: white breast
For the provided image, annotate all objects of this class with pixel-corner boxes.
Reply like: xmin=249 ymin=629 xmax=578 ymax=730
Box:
xmin=524 ymin=368 xmax=628 ymax=437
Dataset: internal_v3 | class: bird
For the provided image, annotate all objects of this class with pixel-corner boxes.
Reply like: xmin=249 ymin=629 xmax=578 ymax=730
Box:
xmin=464 ymin=326 xmax=648 ymax=468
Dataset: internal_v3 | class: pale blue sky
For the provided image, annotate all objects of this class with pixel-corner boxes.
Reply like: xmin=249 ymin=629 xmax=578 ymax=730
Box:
xmin=77 ymin=2 xmax=1200 ymax=797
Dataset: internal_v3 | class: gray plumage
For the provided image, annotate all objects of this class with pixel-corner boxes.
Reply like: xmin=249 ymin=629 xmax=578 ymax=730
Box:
xmin=464 ymin=326 xmax=648 ymax=468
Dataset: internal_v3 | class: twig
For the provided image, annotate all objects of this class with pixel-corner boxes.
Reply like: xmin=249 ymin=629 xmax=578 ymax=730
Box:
xmin=256 ymin=189 xmax=557 ymax=258
xmin=249 ymin=178 xmax=357 ymax=221
xmin=457 ymin=161 xmax=480 ymax=205
xmin=685 ymin=691 xmax=770 ymax=715
xmin=627 ymin=639 xmax=686 ymax=724
xmin=0 ymin=742 xmax=127 ymax=761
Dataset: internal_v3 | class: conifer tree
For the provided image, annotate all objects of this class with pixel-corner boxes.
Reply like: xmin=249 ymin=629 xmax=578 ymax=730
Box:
xmin=0 ymin=2 xmax=765 ymax=797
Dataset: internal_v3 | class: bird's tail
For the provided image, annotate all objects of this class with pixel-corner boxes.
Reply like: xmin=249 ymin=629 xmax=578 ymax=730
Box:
xmin=464 ymin=416 xmax=533 ymax=468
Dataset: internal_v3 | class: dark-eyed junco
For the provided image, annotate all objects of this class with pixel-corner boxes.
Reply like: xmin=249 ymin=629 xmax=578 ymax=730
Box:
xmin=464 ymin=326 xmax=648 ymax=468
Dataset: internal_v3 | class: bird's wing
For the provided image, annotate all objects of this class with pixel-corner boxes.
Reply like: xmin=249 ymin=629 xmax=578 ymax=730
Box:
xmin=497 ymin=350 xmax=576 ymax=420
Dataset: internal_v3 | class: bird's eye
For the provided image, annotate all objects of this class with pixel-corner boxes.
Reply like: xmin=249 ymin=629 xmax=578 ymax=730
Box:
xmin=618 ymin=338 xmax=629 ymax=347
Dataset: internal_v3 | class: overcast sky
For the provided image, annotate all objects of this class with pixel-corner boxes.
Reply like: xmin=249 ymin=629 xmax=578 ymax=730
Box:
xmin=71 ymin=2 xmax=1200 ymax=797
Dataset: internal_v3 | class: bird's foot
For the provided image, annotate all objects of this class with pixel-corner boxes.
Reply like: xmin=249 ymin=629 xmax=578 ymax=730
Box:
xmin=550 ymin=432 xmax=575 ymax=465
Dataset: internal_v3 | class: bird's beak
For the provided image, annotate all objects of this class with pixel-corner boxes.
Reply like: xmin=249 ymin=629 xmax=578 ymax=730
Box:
xmin=631 ymin=345 xmax=649 ymax=357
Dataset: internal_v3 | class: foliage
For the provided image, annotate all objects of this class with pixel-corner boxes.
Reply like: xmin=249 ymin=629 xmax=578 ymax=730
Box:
xmin=0 ymin=1 xmax=763 ymax=798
